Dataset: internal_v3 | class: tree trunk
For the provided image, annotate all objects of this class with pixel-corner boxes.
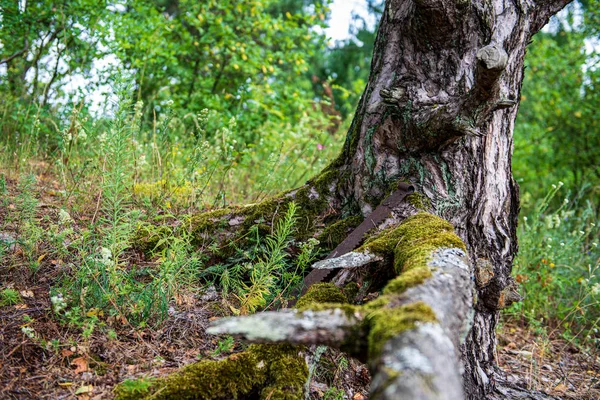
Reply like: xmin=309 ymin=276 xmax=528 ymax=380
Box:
xmin=325 ymin=0 xmax=570 ymax=397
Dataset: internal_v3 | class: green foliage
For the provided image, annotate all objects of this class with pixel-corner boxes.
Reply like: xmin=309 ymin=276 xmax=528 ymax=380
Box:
xmin=323 ymin=387 xmax=346 ymax=400
xmin=211 ymin=336 xmax=235 ymax=357
xmin=0 ymin=1 xmax=108 ymax=101
xmin=514 ymin=8 xmax=600 ymax=203
xmin=0 ymin=0 xmax=341 ymax=178
xmin=51 ymin=90 xmax=203 ymax=327
xmin=312 ymin=1 xmax=383 ymax=117
xmin=0 ymin=288 xmax=22 ymax=306
xmin=508 ymin=184 xmax=600 ymax=342
xmin=115 ymin=377 xmax=156 ymax=398
xmin=108 ymin=0 xmax=333 ymax=139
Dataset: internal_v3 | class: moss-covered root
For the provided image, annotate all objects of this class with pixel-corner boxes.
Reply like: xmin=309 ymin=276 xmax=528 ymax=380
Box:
xmin=296 ymin=212 xmax=466 ymax=359
xmin=295 ymin=283 xmax=348 ymax=309
xmin=360 ymin=212 xmax=465 ymax=274
xmin=114 ymin=344 xmax=307 ymax=400
xmin=366 ymin=302 xmax=437 ymax=357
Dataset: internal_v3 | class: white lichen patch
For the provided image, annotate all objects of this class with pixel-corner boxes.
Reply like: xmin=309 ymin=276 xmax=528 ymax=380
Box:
xmin=312 ymin=251 xmax=382 ymax=270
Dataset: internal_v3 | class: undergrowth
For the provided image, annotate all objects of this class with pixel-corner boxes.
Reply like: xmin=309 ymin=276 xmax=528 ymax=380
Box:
xmin=0 ymin=89 xmax=338 ymax=334
xmin=508 ymin=182 xmax=600 ymax=347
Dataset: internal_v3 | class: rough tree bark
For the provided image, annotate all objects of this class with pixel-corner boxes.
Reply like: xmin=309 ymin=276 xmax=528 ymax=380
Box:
xmin=120 ymin=1 xmax=573 ymax=399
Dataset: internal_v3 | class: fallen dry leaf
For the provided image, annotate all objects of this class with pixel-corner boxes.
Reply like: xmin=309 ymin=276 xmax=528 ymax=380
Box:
xmin=61 ymin=349 xmax=74 ymax=357
xmin=75 ymin=385 xmax=93 ymax=399
xmin=553 ymin=383 xmax=568 ymax=392
xmin=75 ymin=385 xmax=92 ymax=394
xmin=71 ymin=357 xmax=89 ymax=374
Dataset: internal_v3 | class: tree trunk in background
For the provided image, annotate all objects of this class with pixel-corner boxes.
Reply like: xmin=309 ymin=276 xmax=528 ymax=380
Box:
xmin=327 ymin=0 xmax=570 ymax=397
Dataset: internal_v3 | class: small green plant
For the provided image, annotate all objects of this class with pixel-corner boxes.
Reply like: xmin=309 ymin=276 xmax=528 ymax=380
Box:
xmin=323 ymin=387 xmax=346 ymax=400
xmin=305 ymin=345 xmax=328 ymax=400
xmin=115 ymin=377 xmax=156 ymax=397
xmin=0 ymin=288 xmax=22 ymax=306
xmin=0 ymin=174 xmax=6 ymax=196
xmin=211 ymin=336 xmax=235 ymax=357
xmin=11 ymin=174 xmax=43 ymax=267
xmin=107 ymin=329 xmax=118 ymax=341
xmin=203 ymin=202 xmax=300 ymax=315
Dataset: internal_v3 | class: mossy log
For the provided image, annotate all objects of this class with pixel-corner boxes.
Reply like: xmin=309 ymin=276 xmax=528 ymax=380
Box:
xmin=208 ymin=213 xmax=474 ymax=400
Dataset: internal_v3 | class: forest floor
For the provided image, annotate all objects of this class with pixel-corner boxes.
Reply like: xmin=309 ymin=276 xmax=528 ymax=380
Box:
xmin=496 ymin=321 xmax=600 ymax=400
xmin=1 ymin=174 xmax=599 ymax=400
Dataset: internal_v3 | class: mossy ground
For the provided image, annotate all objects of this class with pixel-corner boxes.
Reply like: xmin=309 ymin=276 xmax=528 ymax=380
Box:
xmin=114 ymin=344 xmax=307 ymax=400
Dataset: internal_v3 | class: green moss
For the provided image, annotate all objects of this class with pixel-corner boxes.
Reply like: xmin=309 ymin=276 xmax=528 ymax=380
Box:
xmin=295 ymin=283 xmax=348 ymax=309
xmin=317 ymin=216 xmax=362 ymax=249
xmin=382 ymin=266 xmax=432 ymax=295
xmin=190 ymin=208 xmax=232 ymax=235
xmin=394 ymin=234 xmax=464 ymax=272
xmin=343 ymin=282 xmax=360 ymax=302
xmin=359 ymin=212 xmax=465 ymax=274
xmin=367 ymin=302 xmax=437 ymax=357
xmin=259 ymin=347 xmax=307 ymax=400
xmin=230 ymin=170 xmax=338 ymax=242
xmin=238 ymin=197 xmax=285 ymax=228
xmin=309 ymin=169 xmax=338 ymax=191
xmin=406 ymin=192 xmax=431 ymax=210
xmin=114 ymin=344 xmax=307 ymax=400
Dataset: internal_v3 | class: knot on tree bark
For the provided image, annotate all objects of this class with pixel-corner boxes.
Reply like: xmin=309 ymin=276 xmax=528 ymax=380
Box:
xmin=474 ymin=44 xmax=509 ymax=98
xmin=477 ymin=44 xmax=508 ymax=71
xmin=377 ymin=44 xmax=512 ymax=151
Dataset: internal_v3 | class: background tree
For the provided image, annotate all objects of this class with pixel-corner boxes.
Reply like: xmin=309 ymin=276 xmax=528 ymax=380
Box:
xmin=0 ymin=0 xmax=106 ymax=104
xmin=514 ymin=3 xmax=600 ymax=203
xmin=109 ymin=0 xmax=332 ymax=140
xmin=311 ymin=0 xmax=384 ymax=118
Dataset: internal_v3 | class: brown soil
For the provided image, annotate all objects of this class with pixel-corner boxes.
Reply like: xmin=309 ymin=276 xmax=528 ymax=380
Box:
xmin=497 ymin=319 xmax=600 ymax=400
